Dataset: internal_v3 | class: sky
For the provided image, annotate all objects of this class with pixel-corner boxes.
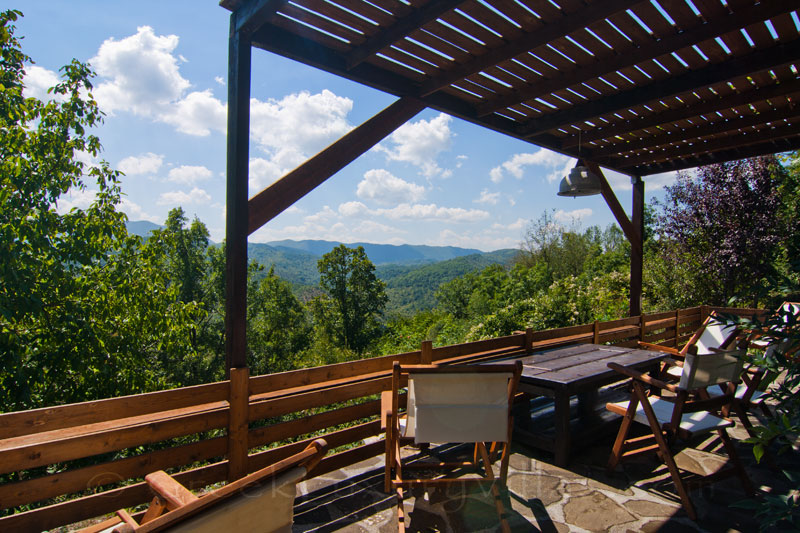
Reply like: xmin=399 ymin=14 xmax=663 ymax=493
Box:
xmin=10 ymin=1 xmax=679 ymax=252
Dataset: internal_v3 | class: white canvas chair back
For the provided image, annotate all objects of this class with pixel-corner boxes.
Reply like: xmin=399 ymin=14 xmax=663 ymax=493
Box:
xmin=405 ymin=372 xmax=512 ymax=444
xmin=694 ymin=316 xmax=737 ymax=355
xmin=678 ymin=349 xmax=745 ymax=391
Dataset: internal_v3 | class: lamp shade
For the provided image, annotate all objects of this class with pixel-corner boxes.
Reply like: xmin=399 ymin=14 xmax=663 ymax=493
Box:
xmin=557 ymin=165 xmax=602 ymax=197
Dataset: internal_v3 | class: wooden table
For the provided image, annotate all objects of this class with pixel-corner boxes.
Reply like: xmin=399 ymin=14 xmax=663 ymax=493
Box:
xmin=504 ymin=343 xmax=666 ymax=466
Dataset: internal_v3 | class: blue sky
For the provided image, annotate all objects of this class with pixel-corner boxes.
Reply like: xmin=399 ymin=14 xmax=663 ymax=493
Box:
xmin=12 ymin=1 xmax=677 ymax=251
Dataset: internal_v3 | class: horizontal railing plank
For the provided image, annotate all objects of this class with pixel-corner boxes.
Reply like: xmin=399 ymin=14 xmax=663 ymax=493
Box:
xmin=0 ymin=382 xmax=228 ymax=440
xmin=0 ymin=403 xmax=228 ymax=474
xmin=249 ymin=351 xmax=419 ymax=396
xmin=249 ymin=377 xmax=391 ymax=422
xmin=430 ymin=333 xmax=525 ymax=360
xmin=0 ymin=436 xmax=226 ymax=510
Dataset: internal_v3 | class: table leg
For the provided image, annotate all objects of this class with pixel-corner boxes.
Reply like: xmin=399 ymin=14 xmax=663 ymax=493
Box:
xmin=554 ymin=390 xmax=571 ymax=466
xmin=578 ymin=389 xmax=598 ymax=419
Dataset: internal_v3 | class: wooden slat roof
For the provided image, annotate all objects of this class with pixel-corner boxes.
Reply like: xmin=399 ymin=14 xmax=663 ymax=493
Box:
xmin=221 ymin=0 xmax=800 ymax=176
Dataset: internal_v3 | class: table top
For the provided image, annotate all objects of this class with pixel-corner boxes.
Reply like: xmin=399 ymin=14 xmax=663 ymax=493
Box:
xmin=511 ymin=343 xmax=666 ymax=390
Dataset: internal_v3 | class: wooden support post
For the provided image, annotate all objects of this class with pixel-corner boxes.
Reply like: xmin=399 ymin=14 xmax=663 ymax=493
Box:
xmin=675 ymin=309 xmax=681 ymax=347
xmin=701 ymin=305 xmax=710 ymax=321
xmin=630 ymin=176 xmax=644 ymax=317
xmin=227 ymin=367 xmax=250 ymax=482
xmin=525 ymin=328 xmax=533 ymax=352
xmin=421 ymin=340 xmax=433 ymax=364
xmin=593 ymin=320 xmax=600 ymax=344
xmin=224 ymin=17 xmax=252 ymax=373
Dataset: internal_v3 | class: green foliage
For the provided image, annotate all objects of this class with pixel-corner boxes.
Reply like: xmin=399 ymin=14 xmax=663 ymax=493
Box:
xmin=721 ymin=303 xmax=800 ymax=531
xmin=247 ymin=266 xmax=311 ymax=374
xmin=316 ymin=245 xmax=388 ymax=354
xmin=0 ymin=11 xmax=202 ymax=409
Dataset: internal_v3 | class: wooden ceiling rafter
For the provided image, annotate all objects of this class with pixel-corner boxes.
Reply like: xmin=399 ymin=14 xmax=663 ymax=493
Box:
xmin=221 ymin=0 xmax=800 ymax=178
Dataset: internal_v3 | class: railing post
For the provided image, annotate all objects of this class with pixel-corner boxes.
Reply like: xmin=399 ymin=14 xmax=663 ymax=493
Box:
xmin=593 ymin=320 xmax=600 ymax=344
xmin=639 ymin=313 xmax=646 ymax=343
xmin=525 ymin=328 xmax=533 ymax=352
xmin=227 ymin=367 xmax=250 ymax=481
xmin=421 ymin=340 xmax=433 ymax=364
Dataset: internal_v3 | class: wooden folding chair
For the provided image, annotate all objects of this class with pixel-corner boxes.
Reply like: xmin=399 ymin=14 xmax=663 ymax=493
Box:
xmin=605 ymin=349 xmax=753 ymax=521
xmin=639 ymin=310 xmax=740 ymax=380
xmin=381 ymin=361 xmax=522 ymax=533
xmin=81 ymin=439 xmax=327 ymax=533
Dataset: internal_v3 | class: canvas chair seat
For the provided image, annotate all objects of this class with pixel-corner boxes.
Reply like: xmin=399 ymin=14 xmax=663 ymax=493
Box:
xmin=607 ymin=397 xmax=734 ymax=434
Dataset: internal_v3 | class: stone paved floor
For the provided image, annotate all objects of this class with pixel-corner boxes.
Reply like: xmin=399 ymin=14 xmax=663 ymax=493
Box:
xmin=292 ymin=417 xmax=799 ymax=532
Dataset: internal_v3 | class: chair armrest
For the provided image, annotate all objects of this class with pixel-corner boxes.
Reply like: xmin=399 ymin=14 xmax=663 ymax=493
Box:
xmin=380 ymin=390 xmax=393 ymax=431
xmin=608 ymin=362 xmax=677 ymax=392
xmin=662 ymin=357 xmax=683 ymax=368
xmin=638 ymin=341 xmax=681 ymax=355
xmin=145 ymin=471 xmax=199 ymax=510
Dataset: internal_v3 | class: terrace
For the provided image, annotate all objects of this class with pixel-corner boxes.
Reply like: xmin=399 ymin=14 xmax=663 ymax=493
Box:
xmin=0 ymin=306 xmax=792 ymax=532
xmin=2 ymin=0 xmax=800 ymax=531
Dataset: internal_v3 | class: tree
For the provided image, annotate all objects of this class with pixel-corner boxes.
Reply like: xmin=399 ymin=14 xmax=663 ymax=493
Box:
xmin=247 ymin=266 xmax=311 ymax=374
xmin=316 ymin=245 xmax=388 ymax=354
xmin=653 ymin=157 xmax=790 ymax=307
xmin=0 ymin=11 xmax=200 ymax=408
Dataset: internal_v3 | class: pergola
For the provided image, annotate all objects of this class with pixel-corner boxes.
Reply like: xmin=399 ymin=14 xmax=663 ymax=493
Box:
xmin=219 ymin=0 xmax=800 ymax=370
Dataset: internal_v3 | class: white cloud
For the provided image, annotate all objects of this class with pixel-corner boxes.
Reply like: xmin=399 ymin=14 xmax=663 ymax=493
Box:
xmin=250 ymin=90 xmax=352 ymax=163
xmin=23 ymin=65 xmax=60 ymax=101
xmin=118 ymin=153 xmax=163 ymax=175
xmin=56 ymin=188 xmax=97 ymax=214
xmin=490 ymin=149 xmax=574 ymax=183
xmin=215 ymin=76 xmax=225 ymax=85
xmin=377 ymin=113 xmax=453 ymax=177
xmin=493 ymin=217 xmax=527 ymax=231
xmin=247 ymin=90 xmax=353 ymax=192
xmin=118 ymin=198 xmax=161 ymax=223
xmin=168 ymin=165 xmax=213 ymax=185
xmin=475 ymin=188 xmax=500 ymax=205
xmin=356 ymin=169 xmax=425 ymax=205
xmin=157 ymin=187 xmax=212 ymax=206
xmin=338 ymin=201 xmax=370 ymax=217
xmin=91 ymin=26 xmax=225 ymax=137
xmin=554 ymin=208 xmax=593 ymax=224
xmin=162 ymin=89 xmax=226 ymax=136
xmin=377 ymin=203 xmax=489 ymax=222
xmin=92 ymin=26 xmax=190 ymax=115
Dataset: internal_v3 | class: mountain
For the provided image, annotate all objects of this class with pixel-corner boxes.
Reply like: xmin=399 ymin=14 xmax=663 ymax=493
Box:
xmin=378 ymin=249 xmax=519 ymax=314
xmin=248 ymin=241 xmax=519 ymax=314
xmin=266 ymin=239 xmax=483 ymax=265
xmin=126 ymin=220 xmax=161 ymax=238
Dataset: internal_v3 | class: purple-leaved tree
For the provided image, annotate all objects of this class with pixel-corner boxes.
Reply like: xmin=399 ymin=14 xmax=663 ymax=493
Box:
xmin=655 ymin=156 xmax=788 ymax=307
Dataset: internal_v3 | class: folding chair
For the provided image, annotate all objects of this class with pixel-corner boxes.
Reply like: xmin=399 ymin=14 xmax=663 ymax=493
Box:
xmin=381 ymin=361 xmax=522 ymax=533
xmin=639 ymin=310 xmax=740 ymax=380
xmin=81 ymin=439 xmax=327 ymax=533
xmin=605 ymin=349 xmax=753 ymax=520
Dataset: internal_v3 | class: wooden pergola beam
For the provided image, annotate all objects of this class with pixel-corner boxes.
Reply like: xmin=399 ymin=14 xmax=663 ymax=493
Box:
xmin=609 ymin=121 xmax=800 ymax=169
xmin=346 ymin=0 xmax=464 ymax=70
xmin=520 ymin=39 xmax=800 ymax=138
xmin=590 ymin=107 xmax=800 ymax=159
xmin=233 ymin=0 xmax=284 ymax=34
xmin=477 ymin=1 xmax=792 ymax=117
xmin=561 ymin=78 xmax=800 ymax=148
xmin=247 ymin=97 xmax=426 ymax=234
xmin=583 ymin=161 xmax=641 ymax=258
xmin=623 ymin=135 xmax=800 ymax=176
xmin=418 ymin=0 xmax=632 ymax=97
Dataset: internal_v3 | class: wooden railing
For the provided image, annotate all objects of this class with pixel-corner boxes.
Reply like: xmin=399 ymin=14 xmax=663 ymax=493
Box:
xmin=0 ymin=305 xmax=762 ymax=532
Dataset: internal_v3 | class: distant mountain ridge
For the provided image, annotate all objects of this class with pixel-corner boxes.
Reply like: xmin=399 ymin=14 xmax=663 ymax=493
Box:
xmin=266 ymin=239 xmax=483 ymax=265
